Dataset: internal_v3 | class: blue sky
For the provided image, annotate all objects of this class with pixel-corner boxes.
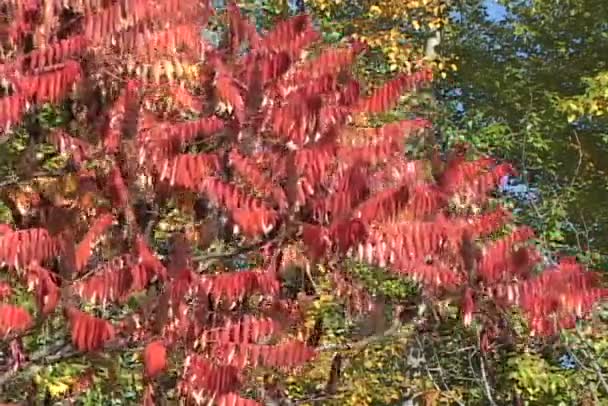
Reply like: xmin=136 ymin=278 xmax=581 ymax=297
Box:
xmin=485 ymin=0 xmax=508 ymax=21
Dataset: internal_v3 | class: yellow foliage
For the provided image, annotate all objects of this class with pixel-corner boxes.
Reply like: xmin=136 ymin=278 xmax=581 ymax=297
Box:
xmin=306 ymin=0 xmax=454 ymax=74
xmin=34 ymin=371 xmax=76 ymax=398
xmin=560 ymin=71 xmax=608 ymax=121
xmin=121 ymin=57 xmax=199 ymax=85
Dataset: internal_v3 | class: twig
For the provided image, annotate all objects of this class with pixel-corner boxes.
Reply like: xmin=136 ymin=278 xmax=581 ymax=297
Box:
xmin=304 ymin=261 xmax=318 ymax=292
xmin=415 ymin=335 xmax=441 ymax=387
xmin=0 ymin=340 xmax=70 ymax=387
xmin=426 ymin=334 xmax=451 ymax=392
xmin=0 ymin=338 xmax=145 ymax=387
xmin=0 ymin=169 xmax=70 ymax=188
xmin=415 ymin=335 xmax=466 ymax=406
xmin=564 ymin=343 xmax=594 ymax=373
xmin=574 ymin=324 xmax=608 ymax=395
xmin=478 ymin=351 xmax=497 ymax=406
xmin=568 ymin=129 xmax=584 ymax=190
xmin=193 ymin=233 xmax=280 ymax=264
xmin=292 ymin=393 xmax=337 ymax=405
xmin=194 ymin=241 xmax=265 ymax=264
xmin=0 ymin=173 xmax=19 ymax=187
xmin=316 ymin=318 xmax=403 ymax=352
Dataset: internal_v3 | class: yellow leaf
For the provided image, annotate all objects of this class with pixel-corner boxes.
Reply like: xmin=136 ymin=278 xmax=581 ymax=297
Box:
xmin=174 ymin=59 xmax=185 ymax=78
xmin=369 ymin=5 xmax=382 ymax=15
xmin=164 ymin=60 xmax=175 ymax=83
xmin=589 ymin=101 xmax=599 ymax=113
xmin=48 ymin=380 xmax=71 ymax=397
xmin=63 ymin=173 xmax=79 ymax=194
xmin=152 ymin=62 xmax=162 ymax=84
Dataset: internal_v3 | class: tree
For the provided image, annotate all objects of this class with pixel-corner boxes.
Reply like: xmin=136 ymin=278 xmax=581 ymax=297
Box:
xmin=440 ymin=0 xmax=608 ymax=253
xmin=0 ymin=1 xmax=606 ymax=404
xmin=304 ymin=0 xmax=454 ymax=75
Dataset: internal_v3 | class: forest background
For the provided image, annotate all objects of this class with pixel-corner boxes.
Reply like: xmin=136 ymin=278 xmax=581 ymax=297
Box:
xmin=0 ymin=0 xmax=607 ymax=404
xmin=298 ymin=0 xmax=608 ymax=403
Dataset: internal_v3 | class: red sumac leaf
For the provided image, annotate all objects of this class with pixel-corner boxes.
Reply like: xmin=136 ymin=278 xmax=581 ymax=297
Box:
xmin=0 ymin=304 xmax=33 ymax=337
xmin=27 ymin=263 xmax=61 ymax=315
xmin=64 ymin=307 xmax=115 ymax=351
xmin=0 ymin=224 xmax=13 ymax=235
xmin=144 ymin=340 xmax=167 ymax=378
xmin=74 ymin=213 xmax=114 ymax=273
xmin=462 ymin=288 xmax=475 ymax=327
xmin=213 ymin=340 xmax=316 ymax=369
xmin=0 ymin=282 xmax=12 ymax=299
xmin=0 ymin=228 xmax=58 ymax=269
xmin=182 ymin=355 xmax=241 ymax=396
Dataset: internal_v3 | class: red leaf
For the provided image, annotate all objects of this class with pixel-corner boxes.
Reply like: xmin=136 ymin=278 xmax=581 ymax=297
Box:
xmin=107 ymin=166 xmax=129 ymax=208
xmin=27 ymin=263 xmax=61 ymax=315
xmin=144 ymin=340 xmax=167 ymax=378
xmin=182 ymin=355 xmax=241 ymax=396
xmin=462 ymin=288 xmax=475 ymax=327
xmin=64 ymin=307 xmax=115 ymax=351
xmin=0 ymin=282 xmax=12 ymax=299
xmin=74 ymin=213 xmax=114 ymax=273
xmin=197 ymin=316 xmax=281 ymax=348
xmin=213 ymin=340 xmax=316 ymax=369
xmin=0 ymin=228 xmax=58 ymax=269
xmin=0 ymin=304 xmax=33 ymax=337
xmin=354 ymin=69 xmax=433 ymax=114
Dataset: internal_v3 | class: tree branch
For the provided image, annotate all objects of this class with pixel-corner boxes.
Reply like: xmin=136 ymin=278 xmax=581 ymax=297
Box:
xmin=316 ymin=315 xmax=403 ymax=353
xmin=0 ymin=340 xmax=70 ymax=387
xmin=0 ymin=338 xmax=145 ymax=388
xmin=478 ymin=351 xmax=498 ymax=406
xmin=575 ymin=324 xmax=608 ymax=395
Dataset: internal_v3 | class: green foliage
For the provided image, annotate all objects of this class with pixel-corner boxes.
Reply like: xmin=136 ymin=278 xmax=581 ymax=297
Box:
xmin=503 ymin=325 xmax=608 ymax=405
xmin=347 ymin=261 xmax=417 ymax=301
xmin=508 ymin=353 xmax=573 ymax=404
xmin=440 ymin=0 xmax=608 ymax=256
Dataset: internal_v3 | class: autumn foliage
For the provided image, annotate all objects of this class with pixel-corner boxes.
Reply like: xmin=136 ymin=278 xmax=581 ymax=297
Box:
xmin=0 ymin=0 xmax=606 ymax=404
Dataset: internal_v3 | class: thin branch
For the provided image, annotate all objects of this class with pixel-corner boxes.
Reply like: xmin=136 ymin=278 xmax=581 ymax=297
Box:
xmin=415 ymin=334 xmax=467 ymax=406
xmin=0 ymin=340 xmax=70 ymax=387
xmin=316 ymin=318 xmax=403 ymax=353
xmin=0 ymin=338 xmax=145 ymax=387
xmin=426 ymin=334 xmax=452 ymax=393
xmin=478 ymin=351 xmax=497 ymax=406
xmin=193 ymin=231 xmax=281 ymax=264
xmin=575 ymin=324 xmax=608 ymax=395
xmin=0 ymin=169 xmax=69 ymax=188
xmin=568 ymin=129 xmax=584 ymax=191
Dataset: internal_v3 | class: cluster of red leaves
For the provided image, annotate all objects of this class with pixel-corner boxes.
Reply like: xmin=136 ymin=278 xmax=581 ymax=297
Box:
xmin=0 ymin=0 xmax=606 ymax=404
xmin=0 ymin=304 xmax=32 ymax=338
